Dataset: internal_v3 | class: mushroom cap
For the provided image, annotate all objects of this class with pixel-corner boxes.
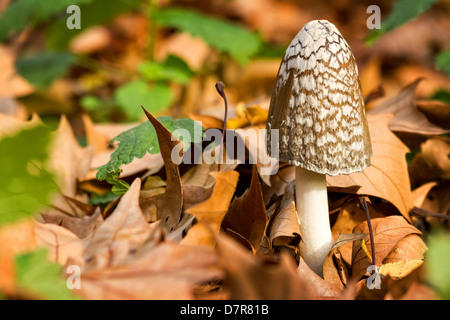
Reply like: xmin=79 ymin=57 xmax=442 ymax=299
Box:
xmin=266 ymin=20 xmax=372 ymax=176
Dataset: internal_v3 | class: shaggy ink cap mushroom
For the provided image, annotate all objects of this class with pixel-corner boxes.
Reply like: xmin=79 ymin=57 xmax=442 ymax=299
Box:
xmin=266 ymin=20 xmax=372 ymax=276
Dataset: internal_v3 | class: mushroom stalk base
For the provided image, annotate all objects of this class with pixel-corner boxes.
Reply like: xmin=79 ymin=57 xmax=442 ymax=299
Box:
xmin=295 ymin=166 xmax=334 ymax=277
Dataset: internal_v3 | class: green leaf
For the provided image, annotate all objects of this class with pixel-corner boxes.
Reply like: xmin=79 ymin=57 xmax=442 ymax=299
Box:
xmin=15 ymin=52 xmax=77 ymax=88
xmin=80 ymin=95 xmax=102 ymax=111
xmin=96 ymin=116 xmax=204 ymax=181
xmin=15 ymin=248 xmax=80 ymax=300
xmin=430 ymin=89 xmax=450 ymax=104
xmin=0 ymin=0 xmax=92 ymax=42
xmin=115 ymin=80 xmax=174 ymax=120
xmin=435 ymin=50 xmax=450 ymax=77
xmin=365 ymin=0 xmax=438 ymax=46
xmin=105 ymin=171 xmax=130 ymax=195
xmin=0 ymin=125 xmax=57 ymax=226
xmin=138 ymin=55 xmax=194 ymax=84
xmin=153 ymin=8 xmax=261 ymax=65
xmin=425 ymin=230 xmax=450 ymax=299
xmin=88 ymin=191 xmax=119 ymax=206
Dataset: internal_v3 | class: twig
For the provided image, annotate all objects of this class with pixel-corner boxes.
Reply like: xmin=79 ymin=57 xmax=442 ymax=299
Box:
xmin=215 ymin=81 xmax=228 ymax=172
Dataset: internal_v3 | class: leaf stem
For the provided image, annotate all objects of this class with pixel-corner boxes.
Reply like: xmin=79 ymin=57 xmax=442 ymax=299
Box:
xmin=215 ymin=81 xmax=227 ymax=172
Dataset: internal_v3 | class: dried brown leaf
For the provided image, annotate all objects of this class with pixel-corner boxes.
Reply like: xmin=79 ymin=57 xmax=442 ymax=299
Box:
xmin=415 ymin=100 xmax=450 ymax=130
xmin=368 ymin=78 xmax=449 ymax=136
xmin=181 ymin=171 xmax=239 ymax=247
xmin=216 ymin=233 xmax=313 ymax=299
xmin=40 ymin=208 xmax=103 ymax=239
xmin=33 ymin=221 xmax=84 ymax=265
xmin=409 ymin=138 xmax=450 ymax=186
xmin=78 ymin=241 xmax=222 ymax=300
xmin=142 ymin=107 xmax=183 ymax=234
xmin=222 ymin=166 xmax=267 ymax=251
xmin=82 ymin=178 xmax=156 ymax=270
xmin=266 ymin=181 xmax=301 ymax=249
xmin=351 ymin=216 xmax=424 ymax=281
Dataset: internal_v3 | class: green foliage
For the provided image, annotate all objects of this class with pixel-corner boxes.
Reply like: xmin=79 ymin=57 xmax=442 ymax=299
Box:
xmin=138 ymin=55 xmax=194 ymax=85
xmin=88 ymin=191 xmax=119 ymax=206
xmin=104 ymin=171 xmax=131 ymax=195
xmin=435 ymin=50 xmax=450 ymax=77
xmin=15 ymin=52 xmax=77 ymax=88
xmin=15 ymin=248 xmax=80 ymax=300
xmin=45 ymin=0 xmax=142 ymax=50
xmin=153 ymin=8 xmax=261 ymax=65
xmin=430 ymin=89 xmax=450 ymax=104
xmin=114 ymin=81 xmax=174 ymax=120
xmin=425 ymin=231 xmax=450 ymax=299
xmin=96 ymin=116 xmax=204 ymax=181
xmin=0 ymin=125 xmax=57 ymax=226
xmin=0 ymin=0 xmax=92 ymax=41
xmin=366 ymin=0 xmax=438 ymax=46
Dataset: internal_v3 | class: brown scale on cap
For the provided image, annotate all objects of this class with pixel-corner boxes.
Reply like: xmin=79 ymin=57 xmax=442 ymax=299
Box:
xmin=266 ymin=20 xmax=372 ymax=176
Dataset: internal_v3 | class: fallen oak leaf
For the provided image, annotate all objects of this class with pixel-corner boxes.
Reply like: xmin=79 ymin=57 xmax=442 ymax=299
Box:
xmin=142 ymin=106 xmax=183 ymax=235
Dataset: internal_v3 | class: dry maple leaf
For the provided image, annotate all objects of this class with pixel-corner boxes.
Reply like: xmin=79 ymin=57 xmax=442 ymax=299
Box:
xmin=327 ymin=114 xmax=413 ymax=221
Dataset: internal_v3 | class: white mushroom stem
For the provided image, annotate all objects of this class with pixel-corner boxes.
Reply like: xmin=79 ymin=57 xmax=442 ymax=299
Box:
xmin=295 ymin=166 xmax=334 ymax=277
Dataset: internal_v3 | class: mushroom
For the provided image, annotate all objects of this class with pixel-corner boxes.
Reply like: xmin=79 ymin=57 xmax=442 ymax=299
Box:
xmin=266 ymin=20 xmax=372 ymax=276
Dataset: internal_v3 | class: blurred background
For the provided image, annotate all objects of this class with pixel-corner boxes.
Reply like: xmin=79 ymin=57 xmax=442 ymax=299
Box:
xmin=0 ymin=0 xmax=449 ymax=133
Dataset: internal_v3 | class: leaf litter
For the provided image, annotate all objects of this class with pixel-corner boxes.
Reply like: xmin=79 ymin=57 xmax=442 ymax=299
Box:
xmin=1 ymin=78 xmax=450 ymax=301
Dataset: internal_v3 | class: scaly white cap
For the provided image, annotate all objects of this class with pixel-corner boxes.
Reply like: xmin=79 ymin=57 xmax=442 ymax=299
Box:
xmin=266 ymin=20 xmax=372 ymax=176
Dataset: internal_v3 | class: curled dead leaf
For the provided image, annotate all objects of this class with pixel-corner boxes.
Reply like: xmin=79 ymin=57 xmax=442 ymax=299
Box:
xmin=351 ymin=216 xmax=425 ymax=281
